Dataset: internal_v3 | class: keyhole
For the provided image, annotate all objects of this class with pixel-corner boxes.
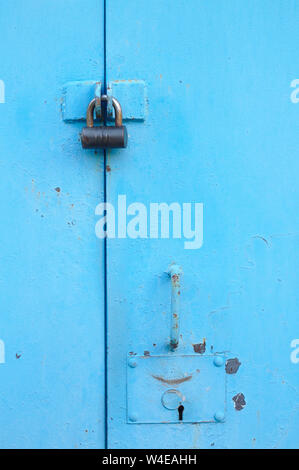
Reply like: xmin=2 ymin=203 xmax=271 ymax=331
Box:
xmin=178 ymin=404 xmax=184 ymax=421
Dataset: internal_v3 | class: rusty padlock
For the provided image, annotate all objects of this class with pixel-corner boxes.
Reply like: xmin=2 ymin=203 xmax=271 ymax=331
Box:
xmin=81 ymin=95 xmax=127 ymax=149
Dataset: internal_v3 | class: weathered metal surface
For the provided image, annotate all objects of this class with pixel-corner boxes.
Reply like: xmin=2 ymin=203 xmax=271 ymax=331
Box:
xmin=62 ymin=80 xmax=101 ymax=122
xmin=107 ymin=80 xmax=147 ymax=121
xmin=62 ymin=79 xmax=147 ymax=122
xmin=0 ymin=1 xmax=106 ymax=449
xmin=127 ymin=355 xmax=226 ymax=424
xmin=0 ymin=0 xmax=299 ymax=451
xmin=106 ymin=0 xmax=299 ymax=449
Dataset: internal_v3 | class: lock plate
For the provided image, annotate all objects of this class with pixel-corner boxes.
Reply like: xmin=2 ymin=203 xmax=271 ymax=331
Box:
xmin=127 ymin=354 xmax=226 ymax=424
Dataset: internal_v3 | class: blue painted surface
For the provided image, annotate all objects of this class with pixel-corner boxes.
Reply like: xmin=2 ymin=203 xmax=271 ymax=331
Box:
xmin=106 ymin=0 xmax=299 ymax=449
xmin=0 ymin=0 xmax=299 ymax=450
xmin=0 ymin=1 xmax=105 ymax=448
xmin=62 ymin=80 xmax=101 ymax=122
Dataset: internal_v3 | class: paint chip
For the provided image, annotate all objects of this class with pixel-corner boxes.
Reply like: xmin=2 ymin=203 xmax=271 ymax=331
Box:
xmin=193 ymin=339 xmax=206 ymax=354
xmin=232 ymin=393 xmax=246 ymax=411
xmin=226 ymin=358 xmax=241 ymax=374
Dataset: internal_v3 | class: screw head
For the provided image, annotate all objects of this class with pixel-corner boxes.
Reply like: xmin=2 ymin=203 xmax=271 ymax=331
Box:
xmin=214 ymin=411 xmax=225 ymax=422
xmin=213 ymin=356 xmax=224 ymax=367
xmin=129 ymin=414 xmax=138 ymax=423
xmin=128 ymin=358 xmax=137 ymax=368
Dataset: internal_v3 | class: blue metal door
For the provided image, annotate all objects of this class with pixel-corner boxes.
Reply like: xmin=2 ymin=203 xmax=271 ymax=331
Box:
xmin=1 ymin=0 xmax=299 ymax=450
xmin=106 ymin=1 xmax=299 ymax=448
xmin=0 ymin=1 xmax=106 ymax=448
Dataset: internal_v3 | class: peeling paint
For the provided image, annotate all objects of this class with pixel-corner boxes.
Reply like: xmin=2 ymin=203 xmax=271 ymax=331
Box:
xmin=233 ymin=393 xmax=246 ymax=411
xmin=193 ymin=339 xmax=206 ymax=354
xmin=226 ymin=358 xmax=241 ymax=374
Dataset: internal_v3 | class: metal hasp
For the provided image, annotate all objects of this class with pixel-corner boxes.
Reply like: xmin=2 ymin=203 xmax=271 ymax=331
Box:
xmin=168 ymin=264 xmax=182 ymax=350
xmin=61 ymin=79 xmax=147 ymax=122
xmin=80 ymin=95 xmax=128 ymax=149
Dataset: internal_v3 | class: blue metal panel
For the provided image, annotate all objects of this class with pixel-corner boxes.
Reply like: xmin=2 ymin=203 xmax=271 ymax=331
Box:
xmin=0 ymin=1 xmax=105 ymax=448
xmin=62 ymin=80 xmax=101 ymax=122
xmin=106 ymin=0 xmax=299 ymax=448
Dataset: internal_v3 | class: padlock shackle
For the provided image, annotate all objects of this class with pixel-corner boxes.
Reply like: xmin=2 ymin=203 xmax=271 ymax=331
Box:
xmin=86 ymin=96 xmax=123 ymax=128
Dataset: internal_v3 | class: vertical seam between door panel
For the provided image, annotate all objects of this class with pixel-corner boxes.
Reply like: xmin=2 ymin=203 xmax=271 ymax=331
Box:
xmin=103 ymin=0 xmax=108 ymax=450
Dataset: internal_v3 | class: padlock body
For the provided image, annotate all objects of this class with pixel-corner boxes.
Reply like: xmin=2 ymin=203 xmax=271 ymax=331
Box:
xmin=81 ymin=125 xmax=127 ymax=149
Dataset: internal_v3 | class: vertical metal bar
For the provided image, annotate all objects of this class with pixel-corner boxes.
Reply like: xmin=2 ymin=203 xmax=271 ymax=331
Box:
xmin=168 ymin=264 xmax=182 ymax=351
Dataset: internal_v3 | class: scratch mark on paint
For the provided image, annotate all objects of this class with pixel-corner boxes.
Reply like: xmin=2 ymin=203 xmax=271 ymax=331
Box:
xmin=152 ymin=374 xmax=192 ymax=385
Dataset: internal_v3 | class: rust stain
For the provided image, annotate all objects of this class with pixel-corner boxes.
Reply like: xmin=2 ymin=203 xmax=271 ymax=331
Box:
xmin=144 ymin=350 xmax=150 ymax=356
xmin=171 ymin=274 xmax=180 ymax=287
xmin=54 ymin=187 xmax=61 ymax=193
xmin=193 ymin=338 xmax=206 ymax=354
xmin=106 ymin=165 xmax=111 ymax=172
xmin=152 ymin=374 xmax=192 ymax=385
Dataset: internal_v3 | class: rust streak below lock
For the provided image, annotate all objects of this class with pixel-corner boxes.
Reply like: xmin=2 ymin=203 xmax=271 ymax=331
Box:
xmin=81 ymin=95 xmax=128 ymax=149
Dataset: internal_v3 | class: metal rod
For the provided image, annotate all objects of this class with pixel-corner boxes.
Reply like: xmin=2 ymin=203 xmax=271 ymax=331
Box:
xmin=86 ymin=98 xmax=96 ymax=127
xmin=168 ymin=264 xmax=182 ymax=351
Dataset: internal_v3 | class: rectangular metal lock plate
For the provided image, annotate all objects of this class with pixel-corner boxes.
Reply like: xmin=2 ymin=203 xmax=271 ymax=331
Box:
xmin=127 ymin=354 xmax=226 ymax=424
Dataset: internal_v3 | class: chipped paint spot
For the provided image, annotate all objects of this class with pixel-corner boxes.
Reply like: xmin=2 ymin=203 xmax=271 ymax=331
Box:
xmin=193 ymin=338 xmax=206 ymax=354
xmin=55 ymin=187 xmax=61 ymax=193
xmin=226 ymin=358 xmax=241 ymax=374
xmin=144 ymin=350 xmax=150 ymax=356
xmin=106 ymin=165 xmax=111 ymax=172
xmin=16 ymin=353 xmax=22 ymax=359
xmin=233 ymin=393 xmax=246 ymax=411
xmin=152 ymin=374 xmax=192 ymax=385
